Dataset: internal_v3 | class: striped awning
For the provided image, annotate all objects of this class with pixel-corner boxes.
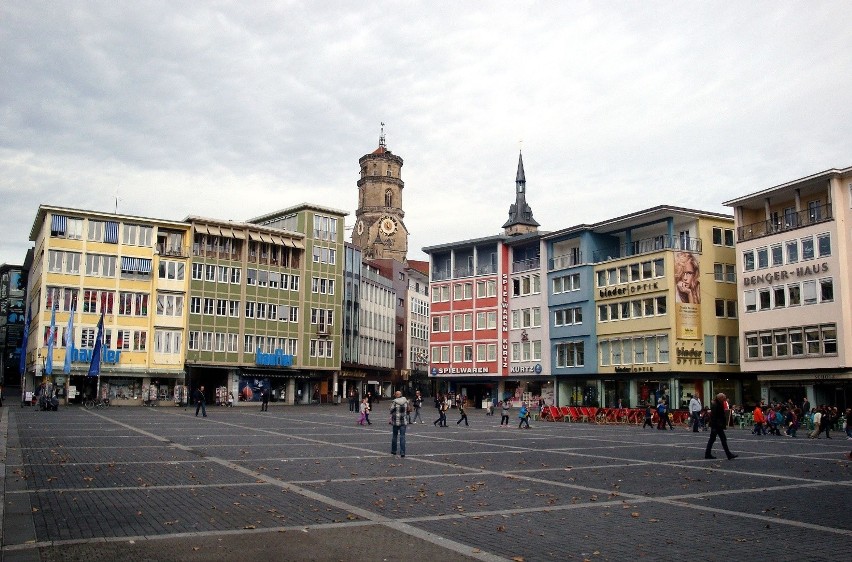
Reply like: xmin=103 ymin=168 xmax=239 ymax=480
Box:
xmin=51 ymin=214 xmax=67 ymax=234
xmin=232 ymin=229 xmax=246 ymax=240
xmin=248 ymin=231 xmax=262 ymax=242
xmin=104 ymin=221 xmax=119 ymax=244
xmin=120 ymin=257 xmax=152 ymax=273
xmin=219 ymin=227 xmax=233 ymax=238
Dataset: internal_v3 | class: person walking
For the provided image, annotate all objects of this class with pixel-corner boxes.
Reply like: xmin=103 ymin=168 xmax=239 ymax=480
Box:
xmin=810 ymin=407 xmax=824 ymax=438
xmin=348 ymin=388 xmax=357 ymax=412
xmin=194 ymin=386 xmax=207 ymax=417
xmin=518 ymin=403 xmax=531 ymax=429
xmin=260 ymin=387 xmax=270 ymax=411
xmin=439 ymin=395 xmax=449 ymax=426
xmin=456 ymin=397 xmax=469 ymax=426
xmin=411 ymin=391 xmax=424 ymax=424
xmin=389 ymin=391 xmax=409 ymax=457
xmin=689 ymin=394 xmax=702 ymax=432
xmin=642 ymin=404 xmax=654 ymax=429
xmin=433 ymin=393 xmax=443 ymax=426
xmin=705 ymin=393 xmax=737 ymax=460
xmin=656 ymin=399 xmax=667 ymax=430
xmin=752 ymin=404 xmax=767 ymax=435
xmin=364 ymin=396 xmax=372 ymax=425
xmin=357 ymin=397 xmax=368 ymax=425
xmin=500 ymin=400 xmax=510 ymax=426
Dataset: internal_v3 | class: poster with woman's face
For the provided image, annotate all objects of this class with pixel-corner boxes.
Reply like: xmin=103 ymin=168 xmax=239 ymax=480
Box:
xmin=674 ymin=251 xmax=702 ymax=340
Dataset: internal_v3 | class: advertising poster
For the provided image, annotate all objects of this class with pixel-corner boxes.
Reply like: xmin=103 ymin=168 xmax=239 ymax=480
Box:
xmin=674 ymin=251 xmax=701 ymax=340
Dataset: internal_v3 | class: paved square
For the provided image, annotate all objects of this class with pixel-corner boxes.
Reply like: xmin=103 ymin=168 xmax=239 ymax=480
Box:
xmin=1 ymin=405 xmax=850 ymax=561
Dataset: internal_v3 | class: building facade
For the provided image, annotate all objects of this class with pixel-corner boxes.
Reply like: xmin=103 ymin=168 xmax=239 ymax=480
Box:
xmin=24 ymin=206 xmax=191 ymax=404
xmin=725 ymin=167 xmax=852 ymax=409
xmin=352 ymin=130 xmax=409 ymax=261
xmin=558 ymin=206 xmax=743 ymax=409
xmin=0 ymin=262 xmax=26 ymax=386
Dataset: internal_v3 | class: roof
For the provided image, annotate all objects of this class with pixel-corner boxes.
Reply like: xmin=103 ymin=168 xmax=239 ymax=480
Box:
xmin=247 ymin=203 xmax=349 ymax=224
xmin=422 ymin=233 xmax=508 ymax=254
xmin=723 ymin=166 xmax=852 ymax=207
xmin=30 ymin=204 xmax=190 ymax=242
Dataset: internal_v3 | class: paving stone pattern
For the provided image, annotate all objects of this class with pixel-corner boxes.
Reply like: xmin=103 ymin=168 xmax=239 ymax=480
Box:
xmin=1 ymin=405 xmax=850 ymax=561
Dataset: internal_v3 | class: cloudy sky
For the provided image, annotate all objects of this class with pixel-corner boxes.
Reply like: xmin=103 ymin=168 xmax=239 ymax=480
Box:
xmin=2 ymin=1 xmax=851 ymax=266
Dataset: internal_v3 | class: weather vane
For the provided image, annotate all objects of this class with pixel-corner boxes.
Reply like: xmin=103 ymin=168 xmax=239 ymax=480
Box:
xmin=379 ymin=122 xmax=386 ymax=149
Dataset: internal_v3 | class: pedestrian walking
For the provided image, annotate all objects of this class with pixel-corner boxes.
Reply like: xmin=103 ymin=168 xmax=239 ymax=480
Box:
xmin=411 ymin=391 xmax=424 ymax=424
xmin=809 ymin=407 xmax=824 ymax=439
xmin=500 ymin=401 xmax=510 ymax=426
xmin=705 ymin=393 xmax=737 ymax=460
xmin=518 ymin=403 xmax=531 ymax=429
xmin=752 ymin=404 xmax=767 ymax=435
xmin=457 ymin=397 xmax=469 ymax=426
xmin=434 ymin=394 xmax=448 ymax=427
xmin=194 ymin=386 xmax=207 ymax=417
xmin=260 ymin=387 xmax=269 ymax=411
xmin=348 ymin=388 xmax=357 ymax=412
xmin=389 ymin=391 xmax=409 ymax=458
xmin=642 ymin=404 xmax=654 ymax=429
xmin=364 ymin=396 xmax=372 ymax=425
xmin=656 ymin=399 xmax=667 ymax=430
xmin=357 ymin=397 xmax=368 ymax=425
xmin=689 ymin=394 xmax=702 ymax=432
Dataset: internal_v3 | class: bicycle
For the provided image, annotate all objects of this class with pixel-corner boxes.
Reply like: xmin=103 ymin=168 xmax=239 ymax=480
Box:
xmin=83 ymin=397 xmax=110 ymax=409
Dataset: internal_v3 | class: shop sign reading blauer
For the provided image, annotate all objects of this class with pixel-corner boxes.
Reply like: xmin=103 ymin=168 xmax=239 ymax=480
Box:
xmin=255 ymin=349 xmax=294 ymax=367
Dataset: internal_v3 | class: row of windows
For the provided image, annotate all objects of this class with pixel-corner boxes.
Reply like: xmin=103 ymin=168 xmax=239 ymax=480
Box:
xmin=311 ymin=246 xmax=337 ymax=265
xmin=309 ymin=338 xmax=334 ymax=358
xmin=596 ymin=258 xmax=665 ymax=288
xmin=42 ymin=326 xmax=148 ymax=352
xmin=52 ymin=216 xmax=154 ymax=247
xmin=430 ymin=343 xmax=499 ymax=363
xmin=189 ymin=297 xmax=301 ymax=322
xmin=431 ymin=280 xmax=498 ymax=303
xmin=555 ymin=341 xmax=584 ymax=368
xmin=704 ymin=335 xmax=739 ymax=364
xmin=513 ymin=273 xmax=541 ymax=297
xmin=598 ymin=297 xmax=667 ymax=322
xmin=45 ymin=288 xmax=182 ymax=317
xmin=743 ymin=233 xmax=830 ymax=271
xmin=552 ymin=273 xmax=581 ymax=294
xmin=600 ymin=335 xmax=670 ymax=365
xmin=188 ymin=333 xmax=298 ymax=355
xmin=714 ymin=299 xmax=737 ymax=318
xmin=554 ymin=306 xmax=583 ymax=327
xmin=713 ymin=263 xmax=736 ymax=283
xmin=511 ymin=307 xmax=542 ymax=330
xmin=711 ymin=227 xmax=735 ymax=247
xmin=745 ymin=324 xmax=837 ymax=360
xmin=744 ymin=278 xmax=833 ymax=311
xmin=311 ymin=277 xmax=335 ymax=295
xmin=511 ymin=340 xmax=542 ymax=362
xmin=431 ymin=311 xmax=499 ymax=332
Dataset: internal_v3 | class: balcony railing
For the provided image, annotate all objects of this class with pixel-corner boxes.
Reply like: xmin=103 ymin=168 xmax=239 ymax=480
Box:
xmin=512 ymin=257 xmax=540 ymax=273
xmin=549 ymin=252 xmax=584 ymax=271
xmin=157 ymin=244 xmax=188 ymax=258
xmin=737 ymin=203 xmax=832 ymax=242
xmin=592 ymin=234 xmax=702 ymax=262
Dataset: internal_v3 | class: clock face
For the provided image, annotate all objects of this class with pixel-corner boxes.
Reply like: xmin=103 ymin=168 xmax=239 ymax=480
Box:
xmin=379 ymin=216 xmax=397 ymax=235
xmin=356 ymin=220 xmax=364 ymax=235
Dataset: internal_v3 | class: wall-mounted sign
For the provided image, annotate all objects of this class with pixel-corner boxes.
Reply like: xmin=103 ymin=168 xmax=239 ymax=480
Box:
xmin=431 ymin=367 xmax=490 ymax=375
xmin=598 ymin=282 xmax=660 ymax=299
xmin=614 ymin=366 xmax=655 ymax=373
xmin=743 ymin=263 xmax=828 ymax=287
xmin=255 ymin=349 xmax=293 ymax=367
xmin=509 ymin=364 xmax=543 ymax=374
xmin=71 ymin=348 xmax=121 ymax=364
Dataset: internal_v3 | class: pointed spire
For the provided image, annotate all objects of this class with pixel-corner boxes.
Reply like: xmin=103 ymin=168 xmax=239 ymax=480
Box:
xmin=502 ymin=150 xmax=540 ymax=233
xmin=516 ymin=151 xmax=525 ymax=183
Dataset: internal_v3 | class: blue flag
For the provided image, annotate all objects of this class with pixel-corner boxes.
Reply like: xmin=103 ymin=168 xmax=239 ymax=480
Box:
xmin=88 ymin=311 xmax=105 ymax=376
xmin=19 ymin=308 xmax=30 ymax=375
xmin=45 ymin=305 xmax=57 ymax=375
xmin=63 ymin=303 xmax=75 ymax=374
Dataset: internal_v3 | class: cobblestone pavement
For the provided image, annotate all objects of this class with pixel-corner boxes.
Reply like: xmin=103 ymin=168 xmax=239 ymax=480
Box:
xmin=1 ymin=405 xmax=850 ymax=561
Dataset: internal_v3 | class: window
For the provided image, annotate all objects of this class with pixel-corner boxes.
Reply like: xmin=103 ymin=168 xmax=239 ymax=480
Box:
xmin=712 ymin=227 xmax=722 ymax=245
xmin=555 ymin=341 xmax=584 ymax=368
xmin=802 ymin=280 xmax=817 ymax=305
xmin=724 ymin=229 xmax=734 ymax=246
xmin=655 ymin=296 xmax=667 ymax=315
xmin=231 ymin=268 xmax=241 ymax=284
xmin=245 ymin=301 xmax=255 ymax=318
xmin=476 ymin=279 xmax=497 ymax=298
xmin=190 ymin=297 xmax=201 ymax=314
xmin=770 ymin=245 xmax=783 ymax=266
xmin=773 ymin=286 xmax=786 ymax=308
xmin=817 ymin=234 xmax=831 ymax=257
xmin=216 ymin=299 xmax=227 ymax=316
xmin=553 ymin=273 xmax=580 ymax=293
xmin=743 ymin=251 xmax=755 ymax=271
xmin=756 ymin=247 xmax=768 ymax=269
xmin=725 ymin=264 xmax=736 ymax=283
xmin=157 ymin=294 xmax=184 ymax=316
xmin=785 ymin=240 xmax=798 ymax=263
xmin=192 ymin=263 xmax=203 ymax=280
xmin=313 ymin=214 xmax=338 ymax=241
xmin=512 ymin=273 xmax=540 ymax=297
xmin=246 ymin=269 xmax=257 ymax=286
xmin=801 ymin=237 xmax=814 ymax=260
xmin=154 ymin=330 xmax=182 ymax=354
xmin=819 ymin=278 xmax=833 ymax=302
xmin=159 ymin=261 xmax=185 ymax=281
xmin=788 ymin=284 xmax=801 ymax=306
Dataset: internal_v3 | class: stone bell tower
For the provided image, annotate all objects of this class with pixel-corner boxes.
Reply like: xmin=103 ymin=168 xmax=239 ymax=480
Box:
xmin=352 ymin=125 xmax=409 ymax=262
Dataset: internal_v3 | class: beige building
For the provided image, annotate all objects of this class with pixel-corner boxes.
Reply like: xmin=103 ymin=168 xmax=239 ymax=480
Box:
xmin=724 ymin=166 xmax=852 ymax=408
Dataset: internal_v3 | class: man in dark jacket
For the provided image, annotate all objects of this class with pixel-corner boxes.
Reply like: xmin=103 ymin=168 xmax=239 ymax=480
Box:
xmin=194 ymin=386 xmax=207 ymax=417
xmin=705 ymin=393 xmax=737 ymax=460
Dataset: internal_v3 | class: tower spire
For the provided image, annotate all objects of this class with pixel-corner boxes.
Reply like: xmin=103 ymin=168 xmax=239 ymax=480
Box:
xmin=502 ymin=150 xmax=540 ymax=235
xmin=379 ymin=122 xmax=386 ymax=150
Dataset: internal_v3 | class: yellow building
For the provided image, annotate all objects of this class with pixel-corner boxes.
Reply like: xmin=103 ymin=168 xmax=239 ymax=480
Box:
xmin=23 ymin=205 xmax=191 ymax=404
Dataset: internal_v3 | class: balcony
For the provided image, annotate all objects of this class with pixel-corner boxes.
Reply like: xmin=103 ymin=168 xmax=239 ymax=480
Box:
xmin=592 ymin=234 xmax=702 ymax=262
xmin=737 ymin=203 xmax=832 ymax=242
xmin=549 ymin=252 xmax=584 ymax=271
xmin=512 ymin=256 xmax=540 ymax=273
xmin=156 ymin=244 xmax=188 ymax=258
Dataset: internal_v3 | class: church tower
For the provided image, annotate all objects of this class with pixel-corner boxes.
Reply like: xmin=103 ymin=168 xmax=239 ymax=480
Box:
xmin=502 ymin=151 xmax=540 ymax=236
xmin=352 ymin=126 xmax=409 ymax=261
